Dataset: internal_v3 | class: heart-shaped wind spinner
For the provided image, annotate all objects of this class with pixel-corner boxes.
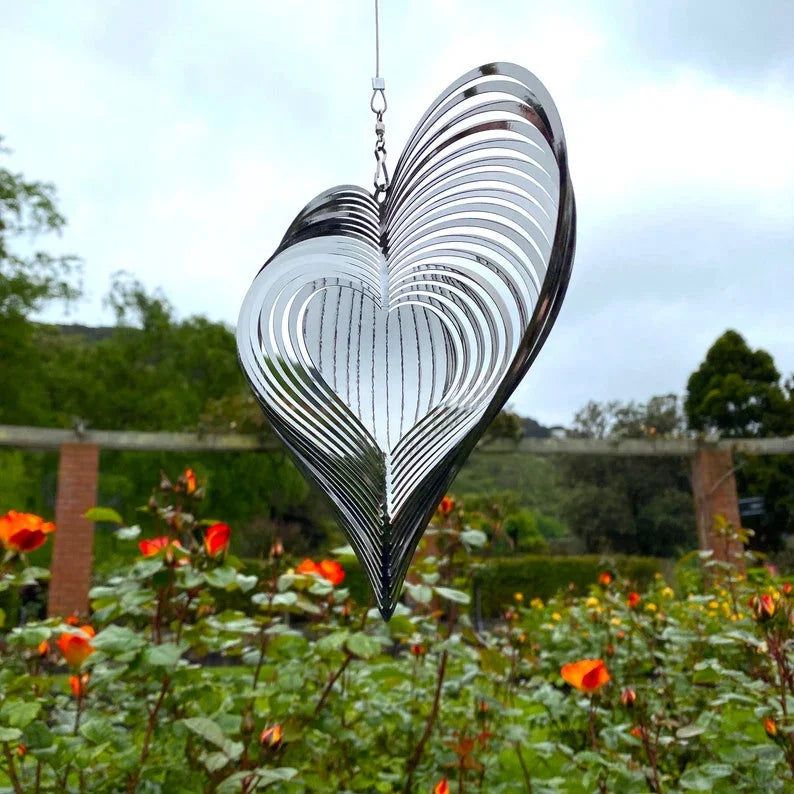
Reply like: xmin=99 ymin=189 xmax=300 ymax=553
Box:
xmin=237 ymin=63 xmax=576 ymax=618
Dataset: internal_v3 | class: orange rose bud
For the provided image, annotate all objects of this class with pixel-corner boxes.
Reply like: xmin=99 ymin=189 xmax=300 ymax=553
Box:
xmin=69 ymin=673 xmax=89 ymax=697
xmin=616 ymin=629 xmax=626 ymax=641
xmin=0 ymin=511 xmax=56 ymax=554
xmin=296 ymin=558 xmax=319 ymax=576
xmin=204 ymin=523 xmax=231 ymax=557
xmin=138 ymin=536 xmax=171 ymax=557
xmin=598 ymin=571 xmax=613 ymax=587
xmin=66 ymin=614 xmax=80 ymax=626
xmin=269 ymin=539 xmax=284 ymax=559
xmin=630 ymin=725 xmax=645 ymax=739
xmin=763 ymin=717 xmax=778 ymax=738
xmin=57 ymin=630 xmax=95 ymax=668
xmin=627 ymin=591 xmax=641 ymax=608
xmin=318 ymin=559 xmax=345 ymax=585
xmin=410 ymin=643 xmax=426 ymax=657
xmin=259 ymin=724 xmax=283 ymax=750
xmin=38 ymin=640 xmax=50 ymax=657
xmin=560 ymin=659 xmax=611 ymax=692
xmin=15 ymin=744 xmax=26 ymax=758
xmin=750 ymin=594 xmax=776 ymax=622
xmin=184 ymin=468 xmax=197 ymax=495
xmin=782 ymin=582 xmax=792 ymax=596
xmin=434 ymin=779 xmax=450 ymax=794
xmin=438 ymin=496 xmax=455 ymax=516
xmin=620 ymin=687 xmax=637 ymax=707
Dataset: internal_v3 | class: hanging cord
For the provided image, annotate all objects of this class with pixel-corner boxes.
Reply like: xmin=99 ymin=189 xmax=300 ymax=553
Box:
xmin=370 ymin=0 xmax=389 ymax=201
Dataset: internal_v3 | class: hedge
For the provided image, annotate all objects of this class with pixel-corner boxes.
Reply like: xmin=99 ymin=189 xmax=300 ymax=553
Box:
xmin=339 ymin=554 xmax=668 ymax=618
xmin=471 ymin=554 xmax=667 ymax=617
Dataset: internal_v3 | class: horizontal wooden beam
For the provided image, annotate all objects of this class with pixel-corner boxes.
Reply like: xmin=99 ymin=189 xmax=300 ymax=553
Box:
xmin=1 ymin=424 xmax=793 ymax=457
xmin=0 ymin=425 xmax=280 ymax=452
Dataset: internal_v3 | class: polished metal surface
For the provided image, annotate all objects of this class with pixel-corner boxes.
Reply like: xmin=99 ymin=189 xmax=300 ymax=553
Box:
xmin=237 ymin=63 xmax=576 ymax=618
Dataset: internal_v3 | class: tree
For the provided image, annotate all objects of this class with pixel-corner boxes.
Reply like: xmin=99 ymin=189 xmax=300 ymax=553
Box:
xmin=686 ymin=329 xmax=794 ymax=437
xmin=0 ymin=138 xmax=81 ymax=425
xmin=686 ymin=330 xmax=794 ymax=550
xmin=560 ymin=395 xmax=696 ymax=556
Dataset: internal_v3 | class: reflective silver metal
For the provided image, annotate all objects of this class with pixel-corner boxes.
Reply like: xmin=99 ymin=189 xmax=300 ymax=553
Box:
xmin=237 ymin=63 xmax=576 ymax=618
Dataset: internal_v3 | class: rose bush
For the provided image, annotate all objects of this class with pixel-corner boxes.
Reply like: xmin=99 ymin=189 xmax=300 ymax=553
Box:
xmin=0 ymin=478 xmax=791 ymax=792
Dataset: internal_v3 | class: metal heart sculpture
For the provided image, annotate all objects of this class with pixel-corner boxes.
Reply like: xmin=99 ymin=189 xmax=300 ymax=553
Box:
xmin=237 ymin=63 xmax=576 ymax=618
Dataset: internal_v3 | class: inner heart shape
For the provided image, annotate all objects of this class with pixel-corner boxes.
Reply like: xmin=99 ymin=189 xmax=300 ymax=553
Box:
xmin=237 ymin=63 xmax=576 ymax=617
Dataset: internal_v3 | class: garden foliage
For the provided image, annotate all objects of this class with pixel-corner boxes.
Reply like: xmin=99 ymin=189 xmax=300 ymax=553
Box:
xmin=0 ymin=476 xmax=792 ymax=793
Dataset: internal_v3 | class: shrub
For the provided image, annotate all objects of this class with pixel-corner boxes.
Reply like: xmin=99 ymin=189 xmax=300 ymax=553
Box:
xmin=472 ymin=554 xmax=664 ymax=617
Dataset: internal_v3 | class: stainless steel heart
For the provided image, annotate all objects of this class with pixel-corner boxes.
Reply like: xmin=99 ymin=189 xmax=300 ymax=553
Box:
xmin=237 ymin=63 xmax=576 ymax=618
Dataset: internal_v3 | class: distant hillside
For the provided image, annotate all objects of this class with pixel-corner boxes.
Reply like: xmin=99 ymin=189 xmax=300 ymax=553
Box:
xmin=53 ymin=324 xmax=116 ymax=342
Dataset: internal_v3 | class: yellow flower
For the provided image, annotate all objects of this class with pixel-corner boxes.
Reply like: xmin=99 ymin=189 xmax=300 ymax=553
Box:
xmin=585 ymin=596 xmax=600 ymax=608
xmin=514 ymin=592 xmax=524 ymax=603
xmin=708 ymin=600 xmax=719 ymax=610
xmin=645 ymin=603 xmax=657 ymax=613
xmin=661 ymin=587 xmax=674 ymax=599
xmin=530 ymin=597 xmax=544 ymax=609
xmin=551 ymin=612 xmax=562 ymax=622
xmin=610 ymin=617 xmax=622 ymax=627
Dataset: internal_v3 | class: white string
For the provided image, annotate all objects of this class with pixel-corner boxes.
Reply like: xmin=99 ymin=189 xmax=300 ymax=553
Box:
xmin=374 ymin=0 xmax=381 ymax=78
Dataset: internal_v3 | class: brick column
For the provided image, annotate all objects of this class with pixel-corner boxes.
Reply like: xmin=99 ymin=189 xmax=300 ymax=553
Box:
xmin=690 ymin=446 xmax=743 ymax=565
xmin=47 ymin=443 xmax=99 ymax=617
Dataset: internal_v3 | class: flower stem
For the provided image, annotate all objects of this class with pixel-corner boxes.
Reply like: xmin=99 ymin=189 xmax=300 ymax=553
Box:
xmin=403 ymin=650 xmax=448 ymax=794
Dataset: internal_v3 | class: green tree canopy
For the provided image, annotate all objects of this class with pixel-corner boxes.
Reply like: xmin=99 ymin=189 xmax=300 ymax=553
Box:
xmin=685 ymin=329 xmax=794 ymax=437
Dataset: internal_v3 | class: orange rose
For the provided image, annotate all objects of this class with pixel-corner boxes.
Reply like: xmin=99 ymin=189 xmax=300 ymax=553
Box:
xmin=260 ymin=724 xmax=283 ymax=750
xmin=184 ymin=468 xmax=197 ymax=495
xmin=318 ymin=559 xmax=345 ymax=585
xmin=434 ymin=779 xmax=450 ymax=794
xmin=620 ymin=687 xmax=637 ymax=707
xmin=57 ymin=628 xmax=95 ymax=668
xmin=69 ymin=673 xmax=89 ymax=697
xmin=296 ymin=558 xmax=320 ymax=576
xmin=438 ymin=496 xmax=455 ymax=516
xmin=139 ymin=536 xmax=171 ymax=556
xmin=764 ymin=717 xmax=778 ymax=738
xmin=597 ymin=571 xmax=613 ymax=586
xmin=0 ymin=511 xmax=56 ymax=553
xmin=38 ymin=640 xmax=50 ymax=657
xmin=630 ymin=725 xmax=645 ymax=739
xmin=627 ymin=591 xmax=641 ymax=609
xmin=750 ymin=594 xmax=776 ymax=622
xmin=560 ymin=659 xmax=611 ymax=692
xmin=204 ymin=523 xmax=231 ymax=557
xmin=410 ymin=643 xmax=426 ymax=657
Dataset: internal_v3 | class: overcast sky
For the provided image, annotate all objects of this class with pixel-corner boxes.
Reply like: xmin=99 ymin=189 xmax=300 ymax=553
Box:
xmin=2 ymin=0 xmax=793 ymax=426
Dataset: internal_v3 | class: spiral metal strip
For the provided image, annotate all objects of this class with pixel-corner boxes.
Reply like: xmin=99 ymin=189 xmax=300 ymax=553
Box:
xmin=237 ymin=63 xmax=576 ymax=617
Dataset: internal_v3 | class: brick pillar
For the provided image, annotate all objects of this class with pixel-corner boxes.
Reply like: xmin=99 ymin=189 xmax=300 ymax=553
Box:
xmin=690 ymin=446 xmax=743 ymax=565
xmin=48 ymin=443 xmax=99 ymax=617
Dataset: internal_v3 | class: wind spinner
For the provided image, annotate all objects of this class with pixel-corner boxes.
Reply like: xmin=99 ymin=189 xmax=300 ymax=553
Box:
xmin=237 ymin=6 xmax=576 ymax=618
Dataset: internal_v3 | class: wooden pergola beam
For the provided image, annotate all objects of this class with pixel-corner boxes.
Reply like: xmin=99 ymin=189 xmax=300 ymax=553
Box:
xmin=1 ymin=424 xmax=792 ymax=456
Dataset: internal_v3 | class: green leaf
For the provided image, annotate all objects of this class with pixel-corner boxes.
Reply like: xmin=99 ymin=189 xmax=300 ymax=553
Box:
xmin=115 ymin=524 xmax=141 ymax=540
xmin=144 ymin=642 xmax=184 ymax=667
xmin=83 ymin=506 xmax=123 ymax=524
xmin=460 ymin=529 xmax=488 ymax=548
xmin=22 ymin=721 xmax=53 ymax=749
xmin=92 ymin=625 xmax=146 ymax=656
xmin=0 ymin=700 xmax=40 ymax=729
xmin=403 ymin=582 xmax=433 ymax=604
xmin=236 ymin=574 xmax=258 ymax=592
xmin=345 ymin=633 xmax=381 ymax=659
xmin=676 ymin=724 xmax=707 ymax=739
xmin=80 ymin=717 xmax=114 ymax=744
xmin=182 ymin=717 xmax=243 ymax=760
xmin=434 ymin=586 xmax=471 ymax=605
xmin=204 ymin=566 xmax=239 ymax=590
xmin=0 ymin=727 xmax=22 ymax=742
